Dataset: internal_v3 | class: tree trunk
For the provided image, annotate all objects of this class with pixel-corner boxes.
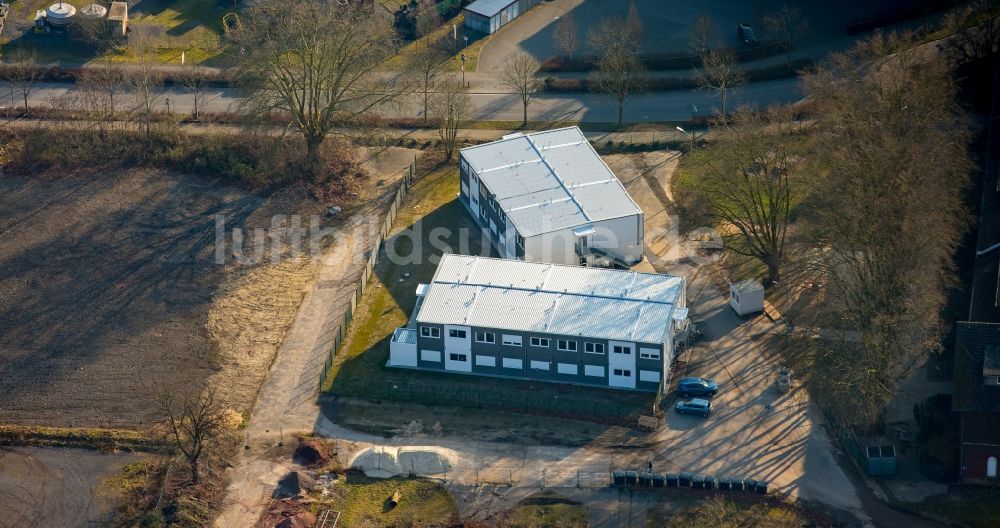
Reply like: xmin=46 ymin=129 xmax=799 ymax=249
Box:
xmin=617 ymin=97 xmax=624 ymax=127
xmin=423 ymin=90 xmax=429 ymax=124
xmin=22 ymin=93 xmax=29 ymax=113
xmin=190 ymin=458 xmax=199 ymax=484
xmin=766 ymin=258 xmax=781 ymax=287
xmin=305 ymin=132 xmax=325 ymax=178
xmin=522 ymin=101 xmax=528 ymax=127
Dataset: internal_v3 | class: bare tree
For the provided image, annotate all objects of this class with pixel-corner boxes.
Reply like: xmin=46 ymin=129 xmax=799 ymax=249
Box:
xmin=233 ymin=0 xmax=404 ymax=173
xmin=430 ymin=77 xmax=472 ymax=161
xmin=589 ymin=15 xmax=642 ymax=57
xmin=589 ymin=17 xmax=646 ymax=127
xmin=71 ymin=6 xmax=122 ymax=53
xmin=592 ymin=49 xmax=646 ymax=127
xmin=763 ymin=3 xmax=808 ymax=67
xmin=158 ymin=388 xmax=227 ymax=485
xmin=5 ymin=50 xmax=40 ymax=114
xmin=75 ymin=57 xmax=127 ymax=135
xmin=180 ymin=64 xmax=210 ymax=121
xmin=802 ymin=33 xmax=973 ymax=429
xmin=693 ymin=49 xmax=744 ymax=117
xmin=626 ymin=1 xmax=644 ymax=47
xmin=127 ymin=45 xmax=164 ymax=138
xmin=553 ymin=15 xmax=578 ymax=60
xmin=408 ymin=39 xmax=448 ymax=124
xmin=498 ymin=53 xmax=542 ymax=127
xmin=415 ymin=8 xmax=442 ymax=39
xmin=689 ymin=13 xmax=718 ymax=58
xmin=941 ymin=0 xmax=1000 ymax=66
xmin=680 ymin=107 xmax=802 ymax=285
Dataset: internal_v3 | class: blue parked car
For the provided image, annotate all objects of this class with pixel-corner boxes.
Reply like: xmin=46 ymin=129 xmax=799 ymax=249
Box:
xmin=738 ymin=23 xmax=757 ymax=45
xmin=677 ymin=377 xmax=718 ymax=397
xmin=675 ymin=398 xmax=712 ymax=417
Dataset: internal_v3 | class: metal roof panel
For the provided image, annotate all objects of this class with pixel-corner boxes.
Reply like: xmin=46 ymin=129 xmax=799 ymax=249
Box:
xmin=415 ymin=255 xmax=684 ymax=343
xmin=459 ymin=127 xmax=641 ymax=237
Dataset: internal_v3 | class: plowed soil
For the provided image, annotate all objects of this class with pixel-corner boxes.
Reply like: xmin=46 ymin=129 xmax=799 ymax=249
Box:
xmin=0 ymin=168 xmax=321 ymax=426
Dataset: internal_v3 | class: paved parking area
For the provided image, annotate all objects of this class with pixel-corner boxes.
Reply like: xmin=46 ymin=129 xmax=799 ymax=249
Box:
xmin=605 ymin=149 xmax=862 ymax=514
xmin=477 ymin=0 xmax=920 ymax=73
xmin=643 ymin=267 xmax=862 ymax=514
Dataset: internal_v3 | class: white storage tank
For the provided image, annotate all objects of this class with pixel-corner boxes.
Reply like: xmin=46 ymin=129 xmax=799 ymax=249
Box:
xmin=46 ymin=2 xmax=77 ymax=26
xmin=730 ymin=279 xmax=765 ymax=316
xmin=79 ymin=3 xmax=107 ymax=19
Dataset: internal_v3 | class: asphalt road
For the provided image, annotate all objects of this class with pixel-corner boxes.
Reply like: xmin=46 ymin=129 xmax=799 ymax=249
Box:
xmin=9 ymin=76 xmax=800 ymax=123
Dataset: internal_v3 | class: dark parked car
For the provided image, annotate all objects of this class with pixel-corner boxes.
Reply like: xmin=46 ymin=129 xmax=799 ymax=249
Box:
xmin=675 ymin=398 xmax=712 ymax=417
xmin=677 ymin=377 xmax=718 ymax=397
xmin=738 ymin=23 xmax=757 ymax=45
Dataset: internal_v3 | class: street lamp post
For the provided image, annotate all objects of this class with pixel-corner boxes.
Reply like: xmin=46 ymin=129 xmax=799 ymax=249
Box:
xmin=676 ymin=126 xmax=694 ymax=151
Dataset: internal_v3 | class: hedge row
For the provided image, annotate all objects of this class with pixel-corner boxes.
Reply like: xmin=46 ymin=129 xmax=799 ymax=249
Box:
xmin=541 ymin=58 xmax=814 ymax=94
xmin=541 ymin=40 xmax=792 ymax=73
xmin=0 ymin=63 xmax=237 ymax=87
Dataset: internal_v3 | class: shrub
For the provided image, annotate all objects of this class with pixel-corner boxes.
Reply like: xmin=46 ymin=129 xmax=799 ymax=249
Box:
xmin=540 ymin=41 xmax=792 ymax=73
xmin=0 ymin=63 xmax=237 ymax=87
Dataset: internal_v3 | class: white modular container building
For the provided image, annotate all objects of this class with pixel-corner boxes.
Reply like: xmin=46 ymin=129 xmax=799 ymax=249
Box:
xmin=458 ymin=127 xmax=644 ymax=267
xmin=730 ymin=279 xmax=765 ymax=316
xmin=388 ymin=254 xmax=688 ymax=393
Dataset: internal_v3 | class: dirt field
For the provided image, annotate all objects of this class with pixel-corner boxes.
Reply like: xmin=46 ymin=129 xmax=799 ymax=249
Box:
xmin=0 ymin=168 xmax=308 ymax=426
xmin=0 ymin=148 xmax=416 ymax=428
xmin=0 ymin=447 xmax=141 ymax=528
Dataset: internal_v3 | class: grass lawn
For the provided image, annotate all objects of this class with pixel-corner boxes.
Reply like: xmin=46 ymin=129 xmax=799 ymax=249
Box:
xmin=2 ymin=0 xmax=228 ymax=66
xmin=383 ymin=13 xmax=490 ymax=73
xmin=321 ymin=163 xmax=654 ymax=430
xmin=915 ymin=488 xmax=1000 ymax=528
xmin=323 ymin=474 xmax=458 ymax=527
xmin=646 ymin=495 xmax=806 ymax=528
xmin=504 ymin=502 xmax=588 ymax=527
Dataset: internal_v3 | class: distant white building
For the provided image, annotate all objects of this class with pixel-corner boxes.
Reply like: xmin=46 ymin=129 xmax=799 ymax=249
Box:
xmin=458 ymin=127 xmax=644 ymax=267
xmin=388 ymin=254 xmax=688 ymax=392
xmin=463 ymin=0 xmax=540 ymax=35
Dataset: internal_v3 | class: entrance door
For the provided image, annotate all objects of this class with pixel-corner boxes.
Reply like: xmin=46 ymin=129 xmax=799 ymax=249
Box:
xmin=608 ymin=341 xmax=636 ymax=388
xmin=444 ymin=325 xmax=472 ymax=372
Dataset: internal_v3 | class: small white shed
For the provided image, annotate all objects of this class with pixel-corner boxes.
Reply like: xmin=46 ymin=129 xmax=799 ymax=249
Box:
xmin=730 ymin=280 xmax=765 ymax=316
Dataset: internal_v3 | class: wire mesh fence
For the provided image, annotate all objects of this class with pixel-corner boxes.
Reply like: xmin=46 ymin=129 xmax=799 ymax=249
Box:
xmin=317 ymin=158 xmax=415 ymax=392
